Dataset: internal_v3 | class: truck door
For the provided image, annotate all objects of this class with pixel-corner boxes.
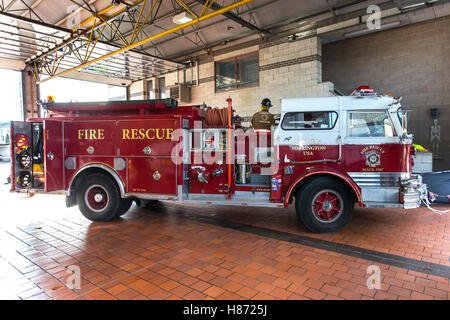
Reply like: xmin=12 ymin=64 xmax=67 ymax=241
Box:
xmin=278 ymin=110 xmax=341 ymax=162
xmin=119 ymin=119 xmax=178 ymax=195
xmin=343 ymin=109 xmax=402 ymax=204
xmin=44 ymin=120 xmax=64 ymax=192
xmin=344 ymin=110 xmax=400 ymax=172
xmin=10 ymin=121 xmax=32 ymax=191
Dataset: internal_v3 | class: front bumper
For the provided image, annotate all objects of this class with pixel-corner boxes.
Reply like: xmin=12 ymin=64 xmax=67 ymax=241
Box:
xmin=400 ymin=174 xmax=422 ymax=209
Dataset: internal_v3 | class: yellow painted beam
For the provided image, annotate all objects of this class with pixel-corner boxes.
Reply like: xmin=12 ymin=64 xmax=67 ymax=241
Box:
xmin=37 ymin=0 xmax=255 ymax=84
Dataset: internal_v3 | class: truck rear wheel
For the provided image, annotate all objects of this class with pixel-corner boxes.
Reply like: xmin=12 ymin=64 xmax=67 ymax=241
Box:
xmin=116 ymin=198 xmax=133 ymax=217
xmin=77 ymin=173 xmax=120 ymax=222
xmin=295 ymin=177 xmax=354 ymax=233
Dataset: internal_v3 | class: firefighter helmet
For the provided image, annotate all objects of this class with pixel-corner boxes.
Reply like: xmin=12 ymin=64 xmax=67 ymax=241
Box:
xmin=261 ymin=98 xmax=273 ymax=108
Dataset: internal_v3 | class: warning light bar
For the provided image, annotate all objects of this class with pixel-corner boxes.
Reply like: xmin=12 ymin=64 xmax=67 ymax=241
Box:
xmin=355 ymin=85 xmax=374 ymax=94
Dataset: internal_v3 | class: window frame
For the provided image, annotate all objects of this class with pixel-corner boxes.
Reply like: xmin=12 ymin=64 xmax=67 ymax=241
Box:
xmin=214 ymin=51 xmax=259 ymax=93
xmin=147 ymin=80 xmax=154 ymax=100
xmin=281 ymin=111 xmax=339 ymax=131
xmin=347 ymin=110 xmax=398 ymax=138
xmin=158 ymin=77 xmax=166 ymax=99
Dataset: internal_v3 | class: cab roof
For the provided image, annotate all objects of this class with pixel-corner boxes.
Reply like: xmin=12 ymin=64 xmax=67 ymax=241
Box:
xmin=281 ymin=95 xmax=398 ymax=113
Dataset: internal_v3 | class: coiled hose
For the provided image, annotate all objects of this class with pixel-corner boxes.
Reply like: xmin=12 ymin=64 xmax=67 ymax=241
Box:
xmin=205 ymin=107 xmax=232 ymax=126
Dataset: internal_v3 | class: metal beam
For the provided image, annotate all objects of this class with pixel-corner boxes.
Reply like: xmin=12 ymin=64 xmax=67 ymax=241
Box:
xmin=193 ymin=0 xmax=271 ymax=35
xmin=55 ymin=0 xmax=96 ymax=26
xmin=3 ymin=0 xmax=19 ymax=11
xmin=37 ymin=0 xmax=255 ymax=84
xmin=137 ymin=0 xmax=280 ymax=54
xmin=27 ymin=0 xmax=158 ymax=64
xmin=0 ymin=11 xmax=72 ymax=33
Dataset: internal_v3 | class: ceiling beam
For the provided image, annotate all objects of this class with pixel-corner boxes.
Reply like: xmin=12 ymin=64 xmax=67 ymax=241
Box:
xmin=3 ymin=0 xmax=19 ymax=11
xmin=36 ymin=0 xmax=255 ymax=84
xmin=137 ymin=0 xmax=280 ymax=54
xmin=192 ymin=0 xmax=271 ymax=35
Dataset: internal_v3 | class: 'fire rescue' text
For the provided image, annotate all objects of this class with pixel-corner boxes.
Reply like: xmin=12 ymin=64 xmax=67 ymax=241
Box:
xmin=77 ymin=128 xmax=174 ymax=140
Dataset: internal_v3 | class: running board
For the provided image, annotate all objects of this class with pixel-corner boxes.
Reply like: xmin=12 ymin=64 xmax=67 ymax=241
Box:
xmin=182 ymin=199 xmax=284 ymax=208
xmin=364 ymin=202 xmax=403 ymax=208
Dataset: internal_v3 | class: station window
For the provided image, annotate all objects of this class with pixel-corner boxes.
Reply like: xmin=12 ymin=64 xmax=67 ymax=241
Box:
xmin=281 ymin=111 xmax=338 ymax=130
xmin=348 ymin=111 xmax=396 ymax=137
xmin=147 ymin=80 xmax=154 ymax=99
xmin=215 ymin=52 xmax=259 ymax=92
xmin=158 ymin=77 xmax=166 ymax=99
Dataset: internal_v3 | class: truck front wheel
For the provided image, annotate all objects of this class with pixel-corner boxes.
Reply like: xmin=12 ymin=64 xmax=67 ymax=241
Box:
xmin=77 ymin=173 xmax=120 ymax=222
xmin=295 ymin=177 xmax=354 ymax=233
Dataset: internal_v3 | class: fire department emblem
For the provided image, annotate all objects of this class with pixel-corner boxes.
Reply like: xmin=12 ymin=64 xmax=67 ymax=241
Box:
xmin=153 ymin=171 xmax=161 ymax=181
xmin=365 ymin=150 xmax=381 ymax=167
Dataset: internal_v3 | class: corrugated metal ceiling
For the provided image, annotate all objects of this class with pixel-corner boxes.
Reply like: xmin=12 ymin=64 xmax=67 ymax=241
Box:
xmin=0 ymin=0 xmax=448 ymax=82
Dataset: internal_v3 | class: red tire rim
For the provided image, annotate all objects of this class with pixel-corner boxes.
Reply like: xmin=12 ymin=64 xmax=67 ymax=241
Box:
xmin=311 ymin=189 xmax=343 ymax=223
xmin=85 ymin=185 xmax=109 ymax=212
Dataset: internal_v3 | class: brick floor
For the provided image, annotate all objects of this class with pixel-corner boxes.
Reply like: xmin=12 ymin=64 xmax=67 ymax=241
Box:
xmin=0 ymin=164 xmax=449 ymax=300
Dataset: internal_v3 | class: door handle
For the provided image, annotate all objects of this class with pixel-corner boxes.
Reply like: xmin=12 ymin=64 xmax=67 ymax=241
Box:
xmin=47 ymin=152 xmax=54 ymax=160
xmin=142 ymin=146 xmax=152 ymax=155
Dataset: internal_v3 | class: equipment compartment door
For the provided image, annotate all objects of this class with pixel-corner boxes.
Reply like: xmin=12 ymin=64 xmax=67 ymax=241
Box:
xmin=127 ymin=157 xmax=177 ymax=195
xmin=150 ymin=158 xmax=177 ymax=194
xmin=44 ymin=120 xmax=64 ymax=192
xmin=120 ymin=119 xmax=179 ymax=196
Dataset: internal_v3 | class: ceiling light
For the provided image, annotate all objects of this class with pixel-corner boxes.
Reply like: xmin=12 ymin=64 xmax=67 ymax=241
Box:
xmin=173 ymin=12 xmax=194 ymax=25
xmin=400 ymin=2 xmax=425 ymax=10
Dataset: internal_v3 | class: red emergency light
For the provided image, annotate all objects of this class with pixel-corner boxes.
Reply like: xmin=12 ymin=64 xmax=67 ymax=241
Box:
xmin=355 ymin=85 xmax=374 ymax=94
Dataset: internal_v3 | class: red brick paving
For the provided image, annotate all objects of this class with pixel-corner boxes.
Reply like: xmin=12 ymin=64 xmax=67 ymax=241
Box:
xmin=0 ymin=172 xmax=449 ymax=300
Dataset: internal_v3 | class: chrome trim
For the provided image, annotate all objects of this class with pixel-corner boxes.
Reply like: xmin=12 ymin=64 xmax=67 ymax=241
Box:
xmin=182 ymin=199 xmax=283 ymax=208
xmin=401 ymin=190 xmax=421 ymax=209
xmin=67 ymin=164 xmax=125 ymax=198
xmin=15 ymin=189 xmax=67 ymax=195
xmin=348 ymin=172 xmax=402 ymax=187
xmin=125 ymin=193 xmax=177 ymax=200
xmin=364 ymin=202 xmax=403 ymax=208
xmin=361 ymin=186 xmax=399 ymax=203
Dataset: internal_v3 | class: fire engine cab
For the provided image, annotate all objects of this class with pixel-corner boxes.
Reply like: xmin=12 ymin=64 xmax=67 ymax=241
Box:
xmin=10 ymin=87 xmax=422 ymax=233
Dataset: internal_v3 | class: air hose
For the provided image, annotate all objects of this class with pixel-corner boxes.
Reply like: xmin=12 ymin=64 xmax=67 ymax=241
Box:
xmin=418 ymin=183 xmax=449 ymax=215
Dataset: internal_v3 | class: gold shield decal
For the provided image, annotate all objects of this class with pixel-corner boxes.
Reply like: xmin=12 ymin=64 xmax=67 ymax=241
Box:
xmin=365 ymin=150 xmax=381 ymax=167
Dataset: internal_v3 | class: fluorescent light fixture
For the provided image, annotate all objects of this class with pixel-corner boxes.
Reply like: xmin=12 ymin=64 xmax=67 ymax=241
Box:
xmin=401 ymin=2 xmax=425 ymax=10
xmin=343 ymin=21 xmax=401 ymax=38
xmin=173 ymin=12 xmax=194 ymax=24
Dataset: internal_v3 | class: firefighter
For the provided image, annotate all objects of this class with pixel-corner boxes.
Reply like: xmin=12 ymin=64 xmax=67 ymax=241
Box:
xmin=251 ymin=98 xmax=275 ymax=130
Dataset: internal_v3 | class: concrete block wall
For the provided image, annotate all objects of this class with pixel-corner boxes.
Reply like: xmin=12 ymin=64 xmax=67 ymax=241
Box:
xmin=322 ymin=16 xmax=450 ymax=171
xmin=128 ymin=80 xmax=147 ymax=100
xmin=134 ymin=36 xmax=334 ymax=119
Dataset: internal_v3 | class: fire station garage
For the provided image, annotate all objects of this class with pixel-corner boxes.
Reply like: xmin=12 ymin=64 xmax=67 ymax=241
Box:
xmin=0 ymin=0 xmax=449 ymax=304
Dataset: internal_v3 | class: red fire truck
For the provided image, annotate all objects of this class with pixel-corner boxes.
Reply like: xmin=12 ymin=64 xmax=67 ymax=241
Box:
xmin=10 ymin=88 xmax=422 ymax=233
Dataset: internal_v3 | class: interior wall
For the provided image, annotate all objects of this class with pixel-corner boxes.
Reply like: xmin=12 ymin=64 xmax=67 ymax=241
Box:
xmin=322 ymin=16 xmax=450 ymax=171
xmin=135 ymin=36 xmax=334 ymax=122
